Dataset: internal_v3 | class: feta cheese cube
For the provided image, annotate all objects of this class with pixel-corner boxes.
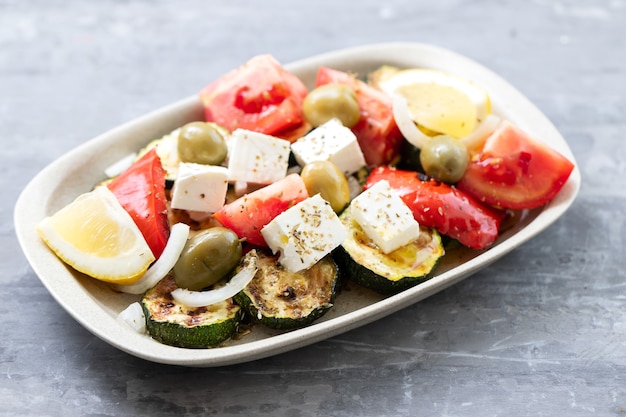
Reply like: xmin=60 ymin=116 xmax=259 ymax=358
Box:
xmin=227 ymin=129 xmax=291 ymax=184
xmin=170 ymin=162 xmax=229 ymax=213
xmin=261 ymin=194 xmax=347 ymax=272
xmin=350 ymin=180 xmax=420 ymax=254
xmin=291 ymin=118 xmax=366 ymax=175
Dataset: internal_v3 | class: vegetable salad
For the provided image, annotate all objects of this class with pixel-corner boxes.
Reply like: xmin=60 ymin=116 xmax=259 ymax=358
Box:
xmin=37 ymin=54 xmax=575 ymax=349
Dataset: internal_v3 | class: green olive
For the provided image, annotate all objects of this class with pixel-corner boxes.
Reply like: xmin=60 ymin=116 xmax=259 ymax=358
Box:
xmin=177 ymin=121 xmax=228 ymax=165
xmin=301 ymin=160 xmax=351 ymax=213
xmin=419 ymin=135 xmax=469 ymax=183
xmin=173 ymin=227 xmax=242 ymax=291
xmin=303 ymin=84 xmax=360 ymax=128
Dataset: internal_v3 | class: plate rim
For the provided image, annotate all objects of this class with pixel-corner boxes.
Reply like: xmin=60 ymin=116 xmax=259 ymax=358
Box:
xmin=14 ymin=41 xmax=581 ymax=367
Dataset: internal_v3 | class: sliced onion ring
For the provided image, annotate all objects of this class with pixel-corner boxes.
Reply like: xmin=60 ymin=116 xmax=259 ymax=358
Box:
xmin=104 ymin=152 xmax=137 ymax=178
xmin=460 ymin=114 xmax=501 ymax=153
xmin=171 ymin=254 xmax=258 ymax=308
xmin=393 ymin=93 xmax=502 ymax=154
xmin=112 ymin=222 xmax=190 ymax=294
xmin=117 ymin=301 xmax=146 ymax=334
xmin=391 ymin=93 xmax=431 ymax=150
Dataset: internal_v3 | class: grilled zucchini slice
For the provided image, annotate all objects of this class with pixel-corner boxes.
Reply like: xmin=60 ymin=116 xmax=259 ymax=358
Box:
xmin=141 ymin=275 xmax=243 ymax=348
xmin=234 ymin=250 xmax=340 ymax=330
xmin=335 ymin=208 xmax=444 ymax=294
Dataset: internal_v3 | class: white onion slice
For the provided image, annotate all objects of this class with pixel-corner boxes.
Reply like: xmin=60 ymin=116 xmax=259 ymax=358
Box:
xmin=391 ymin=94 xmax=431 ymax=150
xmin=171 ymin=255 xmax=258 ymax=308
xmin=116 ymin=302 xmax=146 ymax=334
xmin=460 ymin=114 xmax=501 ymax=153
xmin=104 ymin=152 xmax=137 ymax=178
xmin=112 ymin=222 xmax=190 ymax=294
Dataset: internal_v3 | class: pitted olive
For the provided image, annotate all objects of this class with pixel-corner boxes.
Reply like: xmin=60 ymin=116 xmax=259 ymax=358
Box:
xmin=303 ymin=84 xmax=360 ymax=128
xmin=173 ymin=227 xmax=242 ymax=291
xmin=301 ymin=160 xmax=350 ymax=213
xmin=177 ymin=122 xmax=228 ymax=165
xmin=419 ymin=135 xmax=469 ymax=183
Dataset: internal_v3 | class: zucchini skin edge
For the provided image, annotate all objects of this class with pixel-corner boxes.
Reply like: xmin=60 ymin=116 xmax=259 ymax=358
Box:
xmin=333 ymin=245 xmax=442 ymax=295
xmin=141 ymin=301 xmax=244 ymax=349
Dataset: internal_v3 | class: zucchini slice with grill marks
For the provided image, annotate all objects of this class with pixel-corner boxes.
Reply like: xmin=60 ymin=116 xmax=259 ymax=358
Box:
xmin=141 ymin=275 xmax=243 ymax=348
xmin=335 ymin=208 xmax=444 ymax=294
xmin=234 ymin=249 xmax=341 ymax=330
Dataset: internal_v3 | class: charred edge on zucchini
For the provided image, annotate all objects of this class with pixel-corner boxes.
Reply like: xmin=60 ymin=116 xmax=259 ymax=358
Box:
xmin=141 ymin=275 xmax=243 ymax=348
xmin=334 ymin=209 xmax=444 ymax=294
xmin=233 ymin=249 xmax=341 ymax=330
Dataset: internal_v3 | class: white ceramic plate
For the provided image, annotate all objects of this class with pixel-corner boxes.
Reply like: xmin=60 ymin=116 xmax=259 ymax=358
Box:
xmin=14 ymin=42 xmax=580 ymax=367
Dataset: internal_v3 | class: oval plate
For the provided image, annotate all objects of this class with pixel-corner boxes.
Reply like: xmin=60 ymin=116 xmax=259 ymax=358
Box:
xmin=14 ymin=42 xmax=580 ymax=367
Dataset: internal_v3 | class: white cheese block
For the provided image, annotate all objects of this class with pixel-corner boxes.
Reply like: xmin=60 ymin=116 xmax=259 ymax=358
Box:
xmin=291 ymin=118 xmax=366 ymax=175
xmin=227 ymin=129 xmax=291 ymax=184
xmin=170 ymin=162 xmax=229 ymax=213
xmin=261 ymin=194 xmax=347 ymax=273
xmin=350 ymin=180 xmax=420 ymax=254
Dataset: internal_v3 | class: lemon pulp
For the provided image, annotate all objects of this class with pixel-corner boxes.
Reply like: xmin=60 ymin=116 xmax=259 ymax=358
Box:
xmin=397 ymin=82 xmax=478 ymax=139
xmin=374 ymin=68 xmax=491 ymax=139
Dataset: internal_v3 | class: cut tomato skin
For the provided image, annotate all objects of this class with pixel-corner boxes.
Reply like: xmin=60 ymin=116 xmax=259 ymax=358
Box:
xmin=107 ymin=148 xmax=170 ymax=259
xmin=457 ymin=120 xmax=575 ymax=210
xmin=366 ymin=166 xmax=504 ymax=250
xmin=199 ymin=55 xmax=309 ymax=142
xmin=213 ymin=174 xmax=309 ymax=247
xmin=315 ymin=67 xmax=403 ymax=166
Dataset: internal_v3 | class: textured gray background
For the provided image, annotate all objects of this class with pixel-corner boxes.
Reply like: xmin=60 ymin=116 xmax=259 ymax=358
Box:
xmin=2 ymin=0 xmax=625 ymax=416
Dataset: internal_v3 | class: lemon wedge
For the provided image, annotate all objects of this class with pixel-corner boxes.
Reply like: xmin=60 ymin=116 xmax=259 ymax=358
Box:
xmin=374 ymin=68 xmax=491 ymax=139
xmin=37 ymin=186 xmax=155 ymax=284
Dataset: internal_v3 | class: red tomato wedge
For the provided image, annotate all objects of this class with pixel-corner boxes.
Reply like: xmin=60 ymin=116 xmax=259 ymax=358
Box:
xmin=213 ymin=174 xmax=309 ymax=247
xmin=107 ymin=148 xmax=170 ymax=258
xmin=457 ymin=120 xmax=575 ymax=210
xmin=199 ymin=55 xmax=309 ymax=142
xmin=366 ymin=166 xmax=504 ymax=249
xmin=315 ymin=67 xmax=403 ymax=166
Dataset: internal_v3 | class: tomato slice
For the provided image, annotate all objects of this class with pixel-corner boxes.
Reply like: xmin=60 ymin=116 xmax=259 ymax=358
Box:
xmin=366 ymin=166 xmax=504 ymax=249
xmin=107 ymin=148 xmax=170 ymax=259
xmin=213 ymin=174 xmax=309 ymax=247
xmin=315 ymin=67 xmax=403 ymax=166
xmin=457 ymin=120 xmax=575 ymax=210
xmin=199 ymin=55 xmax=308 ymax=141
